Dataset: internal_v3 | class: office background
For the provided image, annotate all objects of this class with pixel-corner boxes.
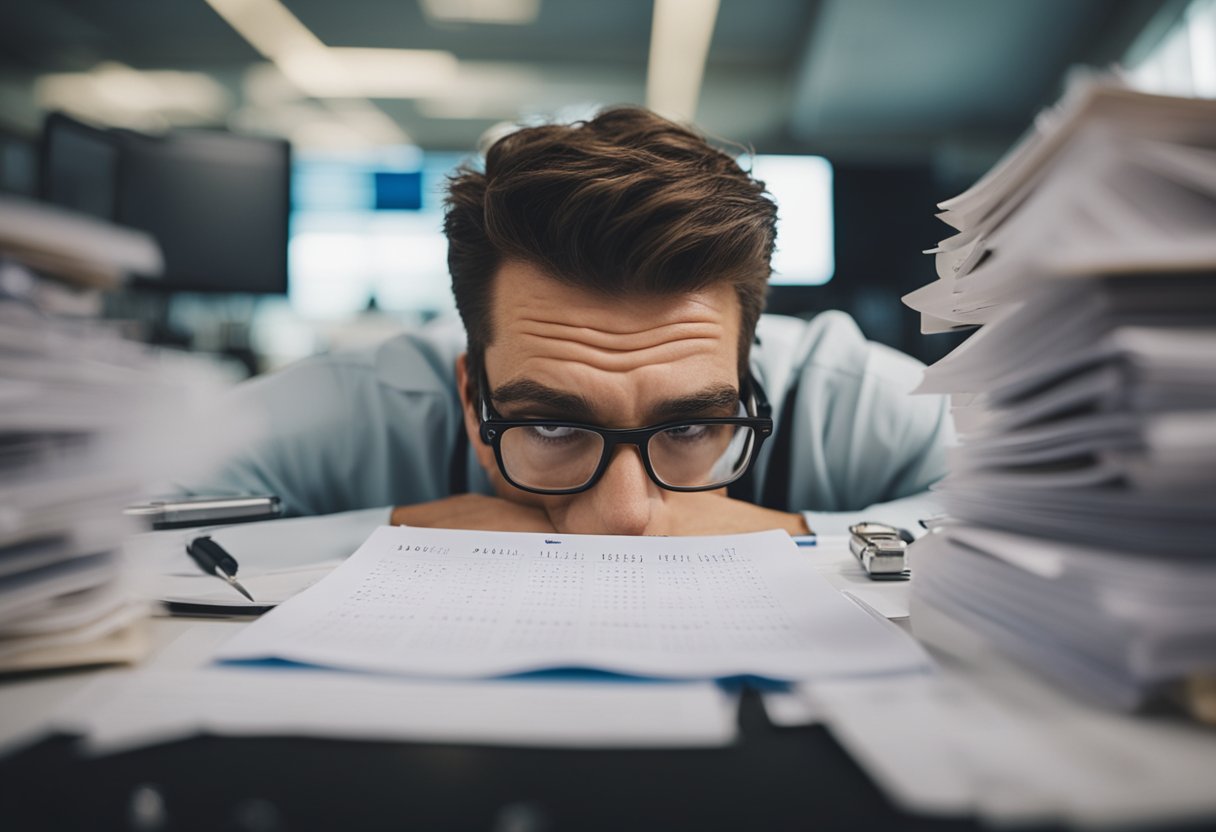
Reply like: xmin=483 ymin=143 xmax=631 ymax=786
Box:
xmin=0 ymin=0 xmax=1210 ymax=375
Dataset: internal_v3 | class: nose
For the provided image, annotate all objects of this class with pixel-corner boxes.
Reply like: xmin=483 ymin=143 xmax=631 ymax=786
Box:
xmin=586 ymin=445 xmax=657 ymax=535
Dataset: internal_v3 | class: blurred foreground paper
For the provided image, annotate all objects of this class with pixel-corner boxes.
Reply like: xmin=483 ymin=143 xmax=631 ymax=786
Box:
xmin=56 ymin=667 xmax=739 ymax=755
xmin=799 ymin=599 xmax=1216 ymax=828
xmin=0 ymin=205 xmax=259 ymax=672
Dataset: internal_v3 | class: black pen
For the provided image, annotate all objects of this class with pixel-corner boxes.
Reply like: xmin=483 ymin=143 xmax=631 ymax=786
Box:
xmin=186 ymin=536 xmax=255 ymax=602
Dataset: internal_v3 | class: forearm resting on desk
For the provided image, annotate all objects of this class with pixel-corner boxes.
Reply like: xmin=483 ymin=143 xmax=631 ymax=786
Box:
xmin=390 ymin=493 xmax=810 ymax=536
xmin=390 ymin=495 xmax=557 ymax=532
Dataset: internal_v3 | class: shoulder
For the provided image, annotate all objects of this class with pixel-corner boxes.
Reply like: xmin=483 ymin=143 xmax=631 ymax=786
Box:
xmin=750 ymin=312 xmax=951 ymax=510
xmin=238 ymin=317 xmax=466 ymax=408
xmin=370 ymin=316 xmax=467 ymax=394
xmin=198 ymin=319 xmax=469 ymax=515
xmin=752 ymin=311 xmax=926 ymax=397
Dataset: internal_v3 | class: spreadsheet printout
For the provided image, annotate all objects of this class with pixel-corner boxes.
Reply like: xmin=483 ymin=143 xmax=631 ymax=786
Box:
xmin=217 ymin=527 xmax=930 ymax=681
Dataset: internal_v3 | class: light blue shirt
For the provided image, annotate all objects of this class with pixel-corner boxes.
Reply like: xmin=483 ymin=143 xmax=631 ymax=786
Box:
xmin=178 ymin=312 xmax=952 ymax=535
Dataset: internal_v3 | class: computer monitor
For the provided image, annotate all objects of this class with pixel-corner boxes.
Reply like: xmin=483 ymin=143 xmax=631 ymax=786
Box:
xmin=0 ymin=129 xmax=43 ymax=199
xmin=117 ymin=129 xmax=290 ymax=294
xmin=40 ymin=113 xmax=290 ymax=295
xmin=39 ymin=114 xmax=118 ymax=218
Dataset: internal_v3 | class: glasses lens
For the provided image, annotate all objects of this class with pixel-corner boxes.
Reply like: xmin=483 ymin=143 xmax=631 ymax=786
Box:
xmin=648 ymin=424 xmax=755 ymax=488
xmin=499 ymin=425 xmax=605 ymax=491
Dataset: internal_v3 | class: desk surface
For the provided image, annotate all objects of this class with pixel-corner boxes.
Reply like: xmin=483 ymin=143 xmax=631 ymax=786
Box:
xmin=0 ymin=545 xmax=1206 ymax=832
xmin=0 ymin=630 xmax=988 ymax=832
xmin=4 ymin=708 xmax=976 ymax=832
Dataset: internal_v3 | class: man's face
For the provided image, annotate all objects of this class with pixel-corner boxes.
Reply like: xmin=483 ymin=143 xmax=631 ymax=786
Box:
xmin=460 ymin=260 xmax=743 ymax=535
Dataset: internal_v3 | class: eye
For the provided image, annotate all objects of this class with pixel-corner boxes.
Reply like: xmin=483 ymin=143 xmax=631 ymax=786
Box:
xmin=664 ymin=424 xmax=712 ymax=442
xmin=524 ymin=424 xmax=579 ymax=442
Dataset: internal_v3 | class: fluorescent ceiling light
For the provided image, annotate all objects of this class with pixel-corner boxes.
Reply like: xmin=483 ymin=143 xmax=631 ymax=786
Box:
xmin=204 ymin=0 xmax=328 ymax=61
xmin=243 ymin=62 xmax=302 ymax=107
xmin=414 ymin=61 xmax=545 ymax=118
xmin=419 ymin=0 xmax=540 ymax=25
xmin=646 ymin=0 xmax=719 ymax=122
xmin=230 ymin=99 xmax=409 ymax=150
xmin=416 ymin=98 xmax=518 ymax=119
xmin=1189 ymin=0 xmax=1216 ymax=97
xmin=204 ymin=0 xmax=327 ymax=62
xmin=35 ymin=62 xmax=229 ymax=130
xmin=205 ymin=0 xmax=355 ymax=101
xmin=205 ymin=0 xmax=427 ymax=145
xmin=237 ymin=69 xmax=409 ymax=148
xmin=284 ymin=47 xmax=459 ymax=98
xmin=207 ymin=0 xmax=458 ymax=98
xmin=323 ymin=98 xmax=411 ymax=145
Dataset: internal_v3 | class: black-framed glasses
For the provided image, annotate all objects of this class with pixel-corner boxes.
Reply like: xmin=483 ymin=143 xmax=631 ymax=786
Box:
xmin=477 ymin=370 xmax=773 ymax=495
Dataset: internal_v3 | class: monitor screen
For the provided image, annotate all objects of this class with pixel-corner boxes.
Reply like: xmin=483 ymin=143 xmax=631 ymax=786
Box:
xmin=40 ymin=114 xmax=290 ymax=295
xmin=40 ymin=114 xmax=119 ymax=219
xmin=118 ymin=130 xmax=290 ymax=294
xmin=747 ymin=154 xmax=834 ymax=286
xmin=0 ymin=130 xmax=40 ymax=199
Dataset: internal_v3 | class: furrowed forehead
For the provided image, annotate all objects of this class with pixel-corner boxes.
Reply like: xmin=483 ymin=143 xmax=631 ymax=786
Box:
xmin=488 ymin=262 xmax=740 ymax=368
xmin=482 ymin=262 xmax=742 ymax=425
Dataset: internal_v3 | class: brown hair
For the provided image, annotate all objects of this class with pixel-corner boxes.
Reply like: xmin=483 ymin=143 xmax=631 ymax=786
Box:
xmin=444 ymin=106 xmax=777 ymax=394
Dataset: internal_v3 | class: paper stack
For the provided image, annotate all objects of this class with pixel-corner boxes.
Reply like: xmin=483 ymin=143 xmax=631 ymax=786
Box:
xmin=0 ymin=195 xmax=162 ymax=290
xmin=903 ymin=75 xmax=1216 ymax=714
xmin=0 ymin=197 xmax=239 ymax=672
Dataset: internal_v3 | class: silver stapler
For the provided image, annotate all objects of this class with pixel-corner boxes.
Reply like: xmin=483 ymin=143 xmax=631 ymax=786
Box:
xmin=848 ymin=522 xmax=913 ymax=581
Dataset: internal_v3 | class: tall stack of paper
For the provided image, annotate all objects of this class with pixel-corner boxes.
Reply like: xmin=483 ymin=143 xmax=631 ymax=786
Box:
xmin=0 ymin=198 xmax=239 ymax=672
xmin=903 ymin=75 xmax=1216 ymax=714
xmin=0 ymin=195 xmax=162 ymax=290
xmin=906 ymin=76 xmax=1216 ymax=333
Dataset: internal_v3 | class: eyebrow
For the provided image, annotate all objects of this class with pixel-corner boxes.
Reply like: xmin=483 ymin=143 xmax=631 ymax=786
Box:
xmin=491 ymin=379 xmax=740 ymax=424
xmin=491 ymin=379 xmax=596 ymax=421
xmin=651 ymin=387 xmax=740 ymax=422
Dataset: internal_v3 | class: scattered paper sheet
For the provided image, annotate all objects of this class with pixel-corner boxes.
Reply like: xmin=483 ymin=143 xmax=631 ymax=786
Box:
xmin=807 ymin=535 xmax=912 ymax=619
xmin=126 ymin=507 xmax=387 ymax=577
xmin=760 ymin=539 xmax=919 ymax=725
xmin=153 ymin=563 xmax=341 ymax=609
xmin=54 ymin=667 xmax=740 ymax=755
xmin=217 ymin=527 xmax=931 ymax=681
xmin=125 ymin=507 xmax=387 ymax=609
xmin=806 ymin=604 xmax=1216 ymax=828
xmin=0 ymin=671 xmax=105 ymax=758
xmin=761 ymin=688 xmax=822 ymax=727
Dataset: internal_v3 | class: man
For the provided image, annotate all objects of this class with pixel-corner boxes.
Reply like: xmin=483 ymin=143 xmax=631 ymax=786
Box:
xmin=186 ymin=108 xmax=950 ymax=535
